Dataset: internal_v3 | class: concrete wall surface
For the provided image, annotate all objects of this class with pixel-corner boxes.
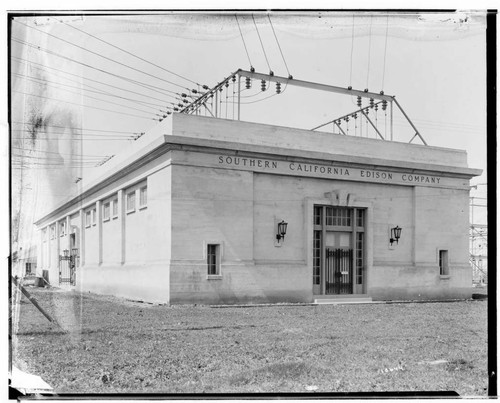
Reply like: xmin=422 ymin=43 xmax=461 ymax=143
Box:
xmin=171 ymin=114 xmax=470 ymax=169
xmin=77 ymin=262 xmax=170 ymax=304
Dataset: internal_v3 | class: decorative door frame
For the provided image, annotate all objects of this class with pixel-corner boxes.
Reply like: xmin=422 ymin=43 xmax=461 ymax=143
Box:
xmin=305 ymin=191 xmax=374 ymax=296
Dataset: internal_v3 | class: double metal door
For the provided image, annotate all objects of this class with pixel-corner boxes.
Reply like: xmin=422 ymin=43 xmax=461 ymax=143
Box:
xmin=325 ymin=231 xmax=353 ymax=295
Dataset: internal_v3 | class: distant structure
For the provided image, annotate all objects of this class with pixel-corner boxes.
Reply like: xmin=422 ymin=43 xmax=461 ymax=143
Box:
xmin=469 ymin=187 xmax=487 ymax=284
xmin=33 ymin=70 xmax=482 ymax=304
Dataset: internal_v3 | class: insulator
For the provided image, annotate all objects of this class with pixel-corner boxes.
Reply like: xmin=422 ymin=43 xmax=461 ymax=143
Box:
xmin=182 ymin=99 xmax=189 ymax=103
xmin=210 ymin=92 xmax=214 ymax=98
xmin=181 ymin=93 xmax=187 ymax=98
xmin=245 ymin=77 xmax=251 ymax=89
xmin=174 ymin=107 xmax=179 ymax=111
xmin=232 ymin=76 xmax=236 ymax=83
xmin=202 ymin=85 xmax=209 ymax=90
xmin=364 ymin=88 xmax=369 ymax=93
xmin=276 ymin=82 xmax=281 ymax=94
xmin=191 ymin=89 xmax=198 ymax=94
xmin=225 ymin=81 xmax=229 ymax=88
xmin=250 ymin=66 xmax=255 ymax=72
xmin=167 ymin=111 xmax=172 ymax=115
xmin=163 ymin=115 xmax=167 ymax=118
xmin=353 ymin=113 xmax=357 ymax=119
xmin=365 ymin=108 xmax=369 ymax=115
xmin=261 ymin=80 xmax=266 ymax=91
xmin=344 ymin=116 xmax=349 ymax=122
xmin=288 ymin=74 xmax=293 ymax=79
xmin=382 ymin=100 xmax=387 ymax=111
xmin=370 ymin=98 xmax=374 ymax=108
xmin=374 ymin=104 xmax=378 ymax=111
xmin=269 ymin=70 xmax=274 ymax=76
xmin=219 ymin=87 xmax=223 ymax=92
xmin=348 ymin=86 xmax=352 ymax=90
xmin=357 ymin=96 xmax=362 ymax=108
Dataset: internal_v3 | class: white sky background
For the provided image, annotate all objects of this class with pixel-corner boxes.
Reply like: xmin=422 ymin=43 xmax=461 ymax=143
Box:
xmin=9 ymin=10 xmax=489 ymax=251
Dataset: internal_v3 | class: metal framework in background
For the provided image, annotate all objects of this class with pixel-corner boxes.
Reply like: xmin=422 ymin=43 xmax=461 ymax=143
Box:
xmin=470 ymin=193 xmax=487 ymax=284
xmin=179 ymin=68 xmax=428 ymax=146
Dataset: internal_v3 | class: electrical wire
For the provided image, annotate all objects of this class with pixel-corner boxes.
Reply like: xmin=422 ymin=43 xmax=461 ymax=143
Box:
xmin=12 ymin=89 xmax=154 ymax=120
xmin=12 ymin=56 xmax=175 ymax=106
xmin=12 ymin=129 xmax=136 ymax=138
xmin=13 ymin=73 xmax=160 ymax=115
xmin=14 ymin=19 xmax=193 ymax=92
xmin=267 ymin=14 xmax=291 ymax=77
xmin=11 ymin=120 xmax=138 ymax=134
xmin=349 ymin=14 xmax=355 ymax=87
xmin=52 ymin=16 xmax=200 ymax=87
xmin=12 ymin=65 xmax=172 ymax=110
xmin=235 ymin=15 xmax=253 ymax=68
xmin=11 ymin=37 xmax=181 ymax=99
xmin=366 ymin=15 xmax=373 ymax=89
xmin=381 ymin=13 xmax=389 ymax=90
xmin=252 ymin=15 xmax=272 ymax=72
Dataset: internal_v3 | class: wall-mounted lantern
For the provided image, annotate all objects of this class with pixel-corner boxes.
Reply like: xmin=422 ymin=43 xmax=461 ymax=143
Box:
xmin=276 ymin=220 xmax=288 ymax=245
xmin=390 ymin=226 xmax=402 ymax=245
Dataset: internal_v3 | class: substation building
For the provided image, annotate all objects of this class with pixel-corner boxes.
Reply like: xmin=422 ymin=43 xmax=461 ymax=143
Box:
xmin=34 ymin=70 xmax=481 ymax=304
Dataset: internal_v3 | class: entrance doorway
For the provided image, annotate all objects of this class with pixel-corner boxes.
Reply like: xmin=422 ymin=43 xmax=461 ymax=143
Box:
xmin=313 ymin=206 xmax=365 ymax=295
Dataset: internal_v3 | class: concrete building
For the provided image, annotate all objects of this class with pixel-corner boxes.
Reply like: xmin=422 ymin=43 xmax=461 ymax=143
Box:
xmin=34 ymin=108 xmax=481 ymax=304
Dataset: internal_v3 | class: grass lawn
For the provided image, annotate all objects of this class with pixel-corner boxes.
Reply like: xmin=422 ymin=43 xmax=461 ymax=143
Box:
xmin=12 ymin=287 xmax=488 ymax=396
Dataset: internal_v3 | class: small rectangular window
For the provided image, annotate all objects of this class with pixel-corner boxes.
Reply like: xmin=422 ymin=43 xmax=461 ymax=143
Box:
xmin=85 ymin=211 xmax=91 ymax=228
xmin=439 ymin=250 xmax=449 ymax=276
xmin=127 ymin=191 xmax=136 ymax=213
xmin=207 ymin=244 xmax=220 ymax=276
xmin=103 ymin=202 xmax=110 ymax=222
xmin=92 ymin=208 xmax=97 ymax=225
xmin=112 ymin=198 xmax=118 ymax=218
xmin=139 ymin=186 xmax=147 ymax=208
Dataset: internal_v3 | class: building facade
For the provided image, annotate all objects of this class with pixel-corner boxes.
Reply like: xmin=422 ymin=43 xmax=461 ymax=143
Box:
xmin=35 ymin=114 xmax=481 ymax=304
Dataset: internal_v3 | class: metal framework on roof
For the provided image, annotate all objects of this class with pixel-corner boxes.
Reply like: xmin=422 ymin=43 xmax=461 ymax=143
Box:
xmin=176 ymin=69 xmax=428 ymax=146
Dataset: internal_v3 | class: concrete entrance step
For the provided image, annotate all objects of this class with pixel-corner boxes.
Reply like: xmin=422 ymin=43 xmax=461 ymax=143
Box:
xmin=314 ymin=296 xmax=374 ymax=305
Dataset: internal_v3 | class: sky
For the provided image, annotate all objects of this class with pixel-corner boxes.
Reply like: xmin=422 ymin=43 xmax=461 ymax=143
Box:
xmin=8 ymin=9 xmax=489 ymax=253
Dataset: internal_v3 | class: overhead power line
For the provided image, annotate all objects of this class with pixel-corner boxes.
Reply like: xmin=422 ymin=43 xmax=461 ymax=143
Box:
xmin=235 ymin=15 xmax=253 ymax=70
xmin=267 ymin=15 xmax=291 ymax=78
xmin=14 ymin=19 xmax=193 ymax=92
xmin=11 ymin=120 xmax=138 ymax=134
xmin=13 ymin=72 xmax=160 ymax=115
xmin=366 ymin=15 xmax=373 ymax=89
xmin=52 ymin=16 xmax=201 ymax=87
xmin=12 ymin=89 xmax=153 ymax=120
xmin=12 ymin=65 xmax=171 ymax=110
xmin=12 ymin=56 xmax=176 ymax=107
xmin=11 ymin=37 xmax=181 ymax=99
xmin=12 ymin=129 xmax=136 ymax=138
xmin=381 ymin=14 xmax=390 ymax=90
xmin=252 ymin=15 xmax=272 ymax=74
